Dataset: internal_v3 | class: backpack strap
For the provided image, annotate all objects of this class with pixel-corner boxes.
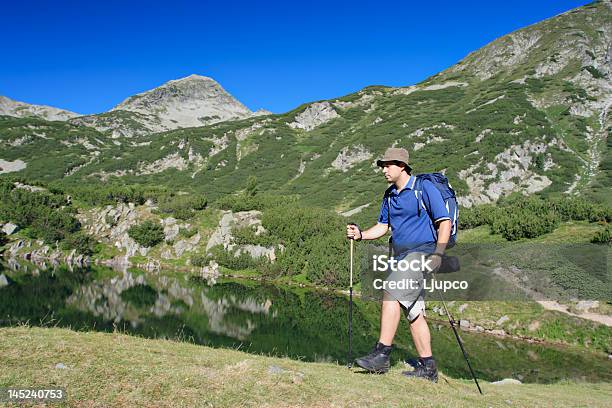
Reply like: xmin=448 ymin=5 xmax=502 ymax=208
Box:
xmin=413 ymin=176 xmax=429 ymax=219
xmin=383 ymin=185 xmax=393 ymax=257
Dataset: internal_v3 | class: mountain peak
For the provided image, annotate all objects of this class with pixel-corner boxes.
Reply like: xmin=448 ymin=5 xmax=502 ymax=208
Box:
xmin=168 ymin=74 xmax=216 ymax=83
xmin=0 ymin=95 xmax=80 ymax=121
xmin=110 ymin=74 xmax=255 ymax=129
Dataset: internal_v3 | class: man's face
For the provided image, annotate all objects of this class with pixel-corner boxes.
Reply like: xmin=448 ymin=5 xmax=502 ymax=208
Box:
xmin=381 ymin=161 xmax=404 ymax=182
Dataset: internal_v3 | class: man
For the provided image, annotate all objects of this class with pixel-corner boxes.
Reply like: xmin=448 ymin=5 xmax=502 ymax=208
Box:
xmin=346 ymin=147 xmax=451 ymax=382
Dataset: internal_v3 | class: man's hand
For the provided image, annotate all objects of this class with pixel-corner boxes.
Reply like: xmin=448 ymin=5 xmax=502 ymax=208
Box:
xmin=346 ymin=224 xmax=362 ymax=241
xmin=427 ymin=253 xmax=443 ymax=273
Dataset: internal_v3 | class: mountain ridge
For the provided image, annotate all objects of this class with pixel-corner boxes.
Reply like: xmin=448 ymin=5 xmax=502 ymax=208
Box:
xmin=0 ymin=1 xmax=610 ymax=210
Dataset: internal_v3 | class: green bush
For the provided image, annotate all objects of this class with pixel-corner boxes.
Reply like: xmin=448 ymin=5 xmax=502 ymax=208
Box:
xmin=215 ymin=193 xmax=299 ymax=212
xmin=591 ymin=226 xmax=611 ymax=244
xmin=61 ymin=232 xmax=97 ymax=256
xmin=460 ymin=205 xmax=499 ymax=229
xmin=128 ymin=221 xmax=165 ymax=248
xmin=463 ymin=196 xmax=611 ymax=240
xmin=304 ymin=234 xmax=349 ymax=286
xmin=179 ymin=226 xmax=198 ymax=239
xmin=491 ymin=210 xmax=558 ymax=241
xmin=207 ymin=245 xmax=263 ymax=270
xmin=156 ymin=194 xmax=207 ymax=220
xmin=70 ymin=184 xmax=164 ymax=206
xmin=190 ymin=254 xmax=208 ymax=267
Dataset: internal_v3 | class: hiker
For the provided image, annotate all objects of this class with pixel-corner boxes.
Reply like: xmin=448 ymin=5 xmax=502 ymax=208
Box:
xmin=346 ymin=147 xmax=452 ymax=382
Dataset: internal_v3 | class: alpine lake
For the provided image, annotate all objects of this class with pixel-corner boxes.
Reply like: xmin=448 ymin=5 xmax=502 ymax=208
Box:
xmin=1 ymin=259 xmax=610 ymax=384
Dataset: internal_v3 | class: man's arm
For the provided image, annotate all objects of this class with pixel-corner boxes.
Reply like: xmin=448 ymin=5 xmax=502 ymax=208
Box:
xmin=433 ymin=219 xmax=451 ymax=255
xmin=346 ymin=222 xmax=388 ymax=241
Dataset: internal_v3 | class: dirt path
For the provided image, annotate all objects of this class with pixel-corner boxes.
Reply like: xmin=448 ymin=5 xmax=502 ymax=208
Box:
xmin=537 ymin=300 xmax=612 ymax=327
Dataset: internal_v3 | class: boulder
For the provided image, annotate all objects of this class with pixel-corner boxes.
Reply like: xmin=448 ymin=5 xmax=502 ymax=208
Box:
xmin=491 ymin=378 xmax=522 ymax=385
xmin=575 ymin=300 xmax=599 ymax=312
xmin=2 ymin=222 xmax=19 ymax=235
xmin=496 ymin=315 xmax=510 ymax=326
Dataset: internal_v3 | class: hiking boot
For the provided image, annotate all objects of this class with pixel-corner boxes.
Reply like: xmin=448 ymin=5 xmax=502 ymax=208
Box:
xmin=354 ymin=342 xmax=393 ymax=373
xmin=402 ymin=358 xmax=438 ymax=383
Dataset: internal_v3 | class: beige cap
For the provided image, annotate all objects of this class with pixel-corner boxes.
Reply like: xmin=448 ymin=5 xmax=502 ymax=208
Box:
xmin=376 ymin=147 xmax=410 ymax=168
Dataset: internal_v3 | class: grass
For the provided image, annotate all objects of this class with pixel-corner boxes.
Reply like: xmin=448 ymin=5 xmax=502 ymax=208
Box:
xmin=1 ymin=326 xmax=611 ymax=408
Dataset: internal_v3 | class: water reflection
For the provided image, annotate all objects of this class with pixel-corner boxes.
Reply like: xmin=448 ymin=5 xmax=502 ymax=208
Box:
xmin=0 ymin=259 xmax=610 ymax=384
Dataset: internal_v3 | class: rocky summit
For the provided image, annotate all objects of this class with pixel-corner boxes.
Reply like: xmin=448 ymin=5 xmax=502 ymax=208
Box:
xmin=67 ymin=74 xmax=266 ymax=138
xmin=0 ymin=1 xmax=610 ymax=211
xmin=0 ymin=95 xmax=80 ymax=121
xmin=111 ymin=74 xmax=258 ymax=129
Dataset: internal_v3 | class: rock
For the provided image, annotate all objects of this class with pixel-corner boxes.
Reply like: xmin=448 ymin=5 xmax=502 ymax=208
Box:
xmin=330 ymin=145 xmax=372 ymax=172
xmin=496 ymin=315 xmax=510 ymax=326
xmin=528 ymin=321 xmax=540 ymax=332
xmin=527 ymin=350 xmax=539 ymax=361
xmin=490 ymin=329 xmax=506 ymax=336
xmin=458 ymin=303 xmax=468 ymax=313
xmin=288 ymin=102 xmax=339 ymax=131
xmin=0 ymin=274 xmax=9 ymax=287
xmin=235 ymin=244 xmax=276 ymax=262
xmin=206 ymin=210 xmax=263 ymax=252
xmin=459 ymin=319 xmax=470 ymax=329
xmin=161 ymin=248 xmax=174 ymax=260
xmin=575 ymin=300 xmax=599 ymax=312
xmin=491 ymin=378 xmax=522 ymax=385
xmin=162 ymin=218 xmax=180 ymax=242
xmin=55 ymin=363 xmax=68 ymax=369
xmin=2 ymin=222 xmax=19 ymax=235
xmin=475 ymin=325 xmax=484 ymax=332
xmin=268 ymin=365 xmax=285 ymax=374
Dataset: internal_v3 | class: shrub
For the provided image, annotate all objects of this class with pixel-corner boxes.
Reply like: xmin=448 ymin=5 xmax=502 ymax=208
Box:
xmin=491 ymin=209 xmax=558 ymax=240
xmin=179 ymin=226 xmax=198 ymax=239
xmin=591 ymin=226 xmax=611 ymax=244
xmin=304 ymin=234 xmax=349 ymax=286
xmin=61 ymin=232 xmax=97 ymax=256
xmin=190 ymin=253 xmax=208 ymax=267
xmin=0 ymin=231 xmax=7 ymax=247
xmin=156 ymin=194 xmax=207 ymax=216
xmin=30 ymin=209 xmax=81 ymax=243
xmin=207 ymin=245 xmax=262 ymax=270
xmin=128 ymin=221 xmax=165 ymax=248
xmin=460 ymin=204 xmax=499 ymax=229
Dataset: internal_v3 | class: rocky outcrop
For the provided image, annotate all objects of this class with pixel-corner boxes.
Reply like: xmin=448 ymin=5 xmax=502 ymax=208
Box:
xmin=458 ymin=140 xmax=553 ymax=207
xmin=111 ymin=75 xmax=255 ymax=130
xmin=0 ymin=159 xmax=27 ymax=174
xmin=288 ymin=102 xmax=339 ymax=131
xmin=1 ymin=223 xmax=19 ymax=235
xmin=5 ymin=240 xmax=90 ymax=267
xmin=205 ymin=210 xmax=276 ymax=262
xmin=206 ymin=211 xmax=264 ymax=252
xmin=77 ymin=203 xmax=147 ymax=257
xmin=0 ymin=95 xmax=80 ymax=121
xmin=330 ymin=145 xmax=372 ymax=172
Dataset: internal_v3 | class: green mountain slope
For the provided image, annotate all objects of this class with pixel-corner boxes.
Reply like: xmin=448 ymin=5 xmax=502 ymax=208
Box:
xmin=0 ymin=1 xmax=610 ymax=212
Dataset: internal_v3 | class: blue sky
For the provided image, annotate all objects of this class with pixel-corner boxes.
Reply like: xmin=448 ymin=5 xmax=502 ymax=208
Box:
xmin=1 ymin=0 xmax=589 ymax=114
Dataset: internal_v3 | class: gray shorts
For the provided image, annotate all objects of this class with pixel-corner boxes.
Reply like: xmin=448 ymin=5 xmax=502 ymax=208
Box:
xmin=383 ymin=251 xmax=427 ymax=322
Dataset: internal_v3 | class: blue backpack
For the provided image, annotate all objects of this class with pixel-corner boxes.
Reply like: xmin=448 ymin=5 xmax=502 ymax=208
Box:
xmin=413 ymin=173 xmax=459 ymax=245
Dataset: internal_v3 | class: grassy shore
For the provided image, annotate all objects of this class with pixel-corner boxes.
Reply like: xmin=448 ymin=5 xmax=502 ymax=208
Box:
xmin=1 ymin=326 xmax=611 ymax=407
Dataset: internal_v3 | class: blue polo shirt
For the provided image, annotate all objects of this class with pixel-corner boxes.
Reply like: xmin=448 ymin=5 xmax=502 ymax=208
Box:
xmin=378 ymin=175 xmax=450 ymax=258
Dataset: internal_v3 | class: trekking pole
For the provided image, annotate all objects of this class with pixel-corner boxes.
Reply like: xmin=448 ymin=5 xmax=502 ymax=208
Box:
xmin=432 ymin=272 xmax=483 ymax=395
xmin=348 ymin=237 xmax=354 ymax=368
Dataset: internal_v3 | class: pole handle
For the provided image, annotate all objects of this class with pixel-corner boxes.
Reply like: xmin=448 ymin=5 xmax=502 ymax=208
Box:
xmin=349 ymin=238 xmax=354 ymax=288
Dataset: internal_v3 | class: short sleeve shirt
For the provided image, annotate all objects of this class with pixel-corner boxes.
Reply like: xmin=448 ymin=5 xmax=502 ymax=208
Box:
xmin=378 ymin=175 xmax=450 ymax=258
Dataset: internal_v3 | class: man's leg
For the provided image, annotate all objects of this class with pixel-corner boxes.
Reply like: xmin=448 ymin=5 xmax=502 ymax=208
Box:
xmin=403 ymin=308 xmax=438 ymax=382
xmin=409 ymin=312 xmax=432 ymax=357
xmin=379 ymin=293 xmax=401 ymax=346
xmin=353 ymin=292 xmax=398 ymax=373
